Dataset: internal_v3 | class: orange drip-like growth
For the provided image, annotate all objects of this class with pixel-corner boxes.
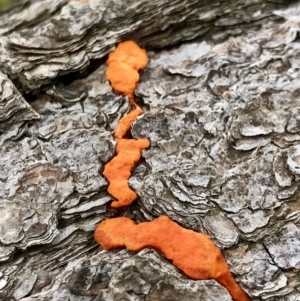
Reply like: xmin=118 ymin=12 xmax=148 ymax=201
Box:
xmin=106 ymin=41 xmax=148 ymax=97
xmin=104 ymin=41 xmax=150 ymax=208
xmin=103 ymin=138 xmax=150 ymax=208
xmin=114 ymin=100 xmax=144 ymax=141
xmin=94 ymin=216 xmax=251 ymax=301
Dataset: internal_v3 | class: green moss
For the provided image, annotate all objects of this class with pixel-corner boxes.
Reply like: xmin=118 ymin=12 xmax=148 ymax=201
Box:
xmin=0 ymin=0 xmax=20 ymax=12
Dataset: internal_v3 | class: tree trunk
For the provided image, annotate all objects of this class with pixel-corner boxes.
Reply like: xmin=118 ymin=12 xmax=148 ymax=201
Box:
xmin=0 ymin=0 xmax=300 ymax=300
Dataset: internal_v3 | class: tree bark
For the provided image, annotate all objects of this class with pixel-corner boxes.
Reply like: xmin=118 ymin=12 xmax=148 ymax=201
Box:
xmin=1 ymin=0 xmax=300 ymax=300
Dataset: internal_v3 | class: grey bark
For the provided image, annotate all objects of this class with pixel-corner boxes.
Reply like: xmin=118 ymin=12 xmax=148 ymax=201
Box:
xmin=1 ymin=0 xmax=300 ymax=300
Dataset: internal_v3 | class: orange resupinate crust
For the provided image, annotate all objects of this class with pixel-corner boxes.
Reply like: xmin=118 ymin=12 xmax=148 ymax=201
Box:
xmin=104 ymin=41 xmax=150 ymax=208
xmin=94 ymin=216 xmax=251 ymax=301
xmin=96 ymin=41 xmax=252 ymax=301
xmin=105 ymin=40 xmax=148 ymax=97
xmin=103 ymin=138 xmax=150 ymax=208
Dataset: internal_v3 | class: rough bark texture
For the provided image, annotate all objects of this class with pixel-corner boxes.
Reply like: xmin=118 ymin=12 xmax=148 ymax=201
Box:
xmin=1 ymin=0 xmax=300 ymax=300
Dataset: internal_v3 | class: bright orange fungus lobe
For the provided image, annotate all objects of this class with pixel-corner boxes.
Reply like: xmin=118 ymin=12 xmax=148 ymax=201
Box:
xmin=94 ymin=216 xmax=251 ymax=301
xmin=106 ymin=40 xmax=148 ymax=96
xmin=103 ymin=139 xmax=150 ymax=208
xmin=104 ymin=41 xmax=150 ymax=207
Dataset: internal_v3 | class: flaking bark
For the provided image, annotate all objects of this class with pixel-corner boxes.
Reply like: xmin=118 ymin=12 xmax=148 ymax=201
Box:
xmin=1 ymin=1 xmax=300 ymax=300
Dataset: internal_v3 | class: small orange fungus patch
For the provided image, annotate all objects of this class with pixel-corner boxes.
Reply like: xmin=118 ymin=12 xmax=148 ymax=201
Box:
xmin=103 ymin=139 xmax=150 ymax=208
xmin=106 ymin=41 xmax=148 ymax=96
xmin=94 ymin=216 xmax=251 ymax=301
xmin=114 ymin=103 xmax=143 ymax=140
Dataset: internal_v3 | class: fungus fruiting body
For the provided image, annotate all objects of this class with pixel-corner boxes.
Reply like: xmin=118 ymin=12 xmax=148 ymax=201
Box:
xmin=94 ymin=216 xmax=251 ymax=301
xmin=114 ymin=104 xmax=143 ymax=140
xmin=103 ymin=138 xmax=150 ymax=208
xmin=96 ymin=41 xmax=251 ymax=301
xmin=105 ymin=40 xmax=148 ymax=97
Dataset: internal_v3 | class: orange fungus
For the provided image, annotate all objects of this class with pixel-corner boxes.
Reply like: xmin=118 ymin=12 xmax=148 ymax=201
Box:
xmin=103 ymin=138 xmax=150 ymax=208
xmin=104 ymin=40 xmax=150 ymax=208
xmin=96 ymin=41 xmax=251 ymax=301
xmin=94 ymin=216 xmax=251 ymax=301
xmin=114 ymin=104 xmax=143 ymax=140
xmin=106 ymin=40 xmax=148 ymax=96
